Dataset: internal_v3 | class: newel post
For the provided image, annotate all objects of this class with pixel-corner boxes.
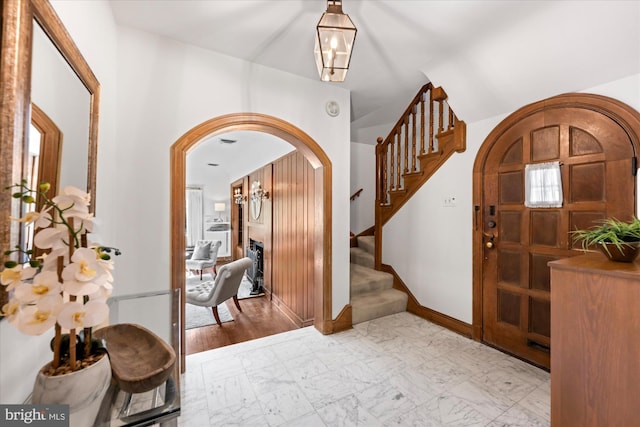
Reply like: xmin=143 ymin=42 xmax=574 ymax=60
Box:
xmin=374 ymin=137 xmax=384 ymax=270
xmin=375 ymin=137 xmax=384 ymax=207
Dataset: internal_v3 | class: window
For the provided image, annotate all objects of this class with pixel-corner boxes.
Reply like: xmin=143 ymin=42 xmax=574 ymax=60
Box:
xmin=525 ymin=161 xmax=563 ymax=208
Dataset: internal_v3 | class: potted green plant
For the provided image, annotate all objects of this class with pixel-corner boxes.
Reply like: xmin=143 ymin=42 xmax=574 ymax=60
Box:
xmin=571 ymin=217 xmax=640 ymax=262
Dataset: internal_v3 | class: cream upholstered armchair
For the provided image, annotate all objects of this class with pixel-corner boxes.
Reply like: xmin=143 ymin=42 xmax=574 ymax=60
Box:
xmin=186 ymin=240 xmax=221 ymax=279
xmin=185 ymin=257 xmax=253 ymax=326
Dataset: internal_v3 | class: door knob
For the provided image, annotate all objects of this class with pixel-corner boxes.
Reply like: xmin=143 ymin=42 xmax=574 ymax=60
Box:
xmin=485 ymin=241 xmax=494 ymax=249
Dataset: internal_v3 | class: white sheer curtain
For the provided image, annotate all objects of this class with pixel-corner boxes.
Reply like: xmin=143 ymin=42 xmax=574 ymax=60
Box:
xmin=525 ymin=161 xmax=563 ymax=208
xmin=185 ymin=188 xmax=203 ymax=247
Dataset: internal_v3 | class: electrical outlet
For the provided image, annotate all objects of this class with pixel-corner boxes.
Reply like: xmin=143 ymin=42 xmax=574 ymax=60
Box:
xmin=443 ymin=195 xmax=457 ymax=207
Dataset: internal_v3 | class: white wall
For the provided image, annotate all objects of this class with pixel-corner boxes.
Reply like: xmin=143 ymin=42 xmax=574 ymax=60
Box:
xmin=0 ymin=0 xmax=119 ymax=404
xmin=2 ymin=0 xmax=351 ymax=405
xmin=112 ymin=27 xmax=351 ymax=318
xmin=383 ymin=72 xmax=640 ymax=324
xmin=350 ymin=142 xmax=376 ymax=234
xmin=424 ymin=1 xmax=640 ymax=124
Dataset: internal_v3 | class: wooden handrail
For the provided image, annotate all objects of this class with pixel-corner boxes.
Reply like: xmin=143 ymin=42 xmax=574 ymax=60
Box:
xmin=350 ymin=188 xmax=363 ymax=201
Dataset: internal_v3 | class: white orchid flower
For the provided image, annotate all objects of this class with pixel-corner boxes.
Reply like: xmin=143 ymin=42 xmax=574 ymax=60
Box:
xmin=61 ymin=248 xmax=102 ymax=296
xmin=67 ymin=213 xmax=95 ymax=233
xmin=34 ymin=210 xmax=54 ymax=229
xmin=16 ymin=294 xmax=63 ymax=336
xmin=38 ymin=248 xmax=69 ymax=273
xmin=62 ymin=279 xmax=100 ymax=297
xmin=33 ymin=227 xmax=67 ymax=250
xmin=90 ymin=281 xmax=113 ymax=300
xmin=95 ymin=258 xmax=114 ymax=283
xmin=0 ymin=182 xmax=119 ymax=362
xmin=14 ymin=271 xmax=62 ymax=303
xmin=0 ymin=300 xmax=21 ymax=324
xmin=56 ymin=186 xmax=91 ymax=204
xmin=65 ymin=248 xmax=100 ymax=281
xmin=57 ymin=300 xmax=109 ymax=330
xmin=0 ymin=264 xmax=36 ymax=291
xmin=52 ymin=187 xmax=90 ymax=218
xmin=9 ymin=207 xmax=53 ymax=229
xmin=99 ymin=258 xmax=115 ymax=271
xmin=58 ymin=207 xmax=95 ymax=235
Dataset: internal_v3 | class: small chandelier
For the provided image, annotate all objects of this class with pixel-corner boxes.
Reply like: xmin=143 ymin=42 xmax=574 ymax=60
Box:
xmin=251 ymin=181 xmax=269 ymax=201
xmin=233 ymin=188 xmax=246 ymax=205
xmin=314 ymin=0 xmax=357 ymax=82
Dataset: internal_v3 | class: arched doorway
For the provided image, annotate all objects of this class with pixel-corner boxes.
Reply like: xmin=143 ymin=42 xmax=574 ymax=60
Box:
xmin=171 ymin=113 xmax=332 ymax=371
xmin=472 ymin=93 xmax=640 ymax=368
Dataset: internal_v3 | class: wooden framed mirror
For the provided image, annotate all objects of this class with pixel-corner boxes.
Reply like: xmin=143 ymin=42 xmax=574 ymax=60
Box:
xmin=0 ymin=0 xmax=100 ymax=310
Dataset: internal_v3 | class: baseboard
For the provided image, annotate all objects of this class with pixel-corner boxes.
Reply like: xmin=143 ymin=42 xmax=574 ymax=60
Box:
xmin=314 ymin=304 xmax=353 ymax=334
xmin=380 ymin=264 xmax=472 ymax=338
xmin=268 ymin=295 xmax=349 ymax=333
xmin=331 ymin=304 xmax=353 ymax=333
xmin=271 ymin=294 xmax=313 ymax=328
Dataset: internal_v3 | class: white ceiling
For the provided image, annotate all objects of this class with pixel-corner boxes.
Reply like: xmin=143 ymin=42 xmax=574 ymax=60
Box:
xmin=109 ymin=0 xmax=640 ymax=148
xmin=109 ymin=0 xmax=640 ymax=145
xmin=186 ymin=131 xmax=295 ymax=187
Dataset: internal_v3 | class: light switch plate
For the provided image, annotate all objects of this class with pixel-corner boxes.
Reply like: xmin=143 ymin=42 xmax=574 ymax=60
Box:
xmin=443 ymin=195 xmax=456 ymax=207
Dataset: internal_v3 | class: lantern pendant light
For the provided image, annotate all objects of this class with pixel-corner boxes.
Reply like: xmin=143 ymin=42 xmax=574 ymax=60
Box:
xmin=314 ymin=1 xmax=357 ymax=82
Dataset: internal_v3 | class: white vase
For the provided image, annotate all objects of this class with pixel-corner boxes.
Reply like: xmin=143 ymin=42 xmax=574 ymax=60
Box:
xmin=32 ymin=354 xmax=112 ymax=427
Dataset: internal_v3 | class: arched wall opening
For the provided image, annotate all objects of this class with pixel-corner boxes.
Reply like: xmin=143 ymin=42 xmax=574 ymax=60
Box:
xmin=170 ymin=113 xmax=333 ymax=371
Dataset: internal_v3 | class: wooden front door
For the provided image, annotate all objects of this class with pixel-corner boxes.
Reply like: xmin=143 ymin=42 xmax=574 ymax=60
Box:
xmin=480 ymin=103 xmax=636 ymax=368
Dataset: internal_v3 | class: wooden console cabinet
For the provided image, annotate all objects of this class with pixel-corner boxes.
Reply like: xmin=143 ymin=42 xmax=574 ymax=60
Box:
xmin=549 ymin=253 xmax=640 ymax=426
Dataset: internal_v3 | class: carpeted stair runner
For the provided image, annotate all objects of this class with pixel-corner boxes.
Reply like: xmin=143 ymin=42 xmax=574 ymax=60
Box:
xmin=350 ymin=235 xmax=408 ymax=324
xmin=350 ymin=247 xmax=374 ymax=269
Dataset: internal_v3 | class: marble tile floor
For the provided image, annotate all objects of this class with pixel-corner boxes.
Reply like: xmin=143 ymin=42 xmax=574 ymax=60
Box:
xmin=180 ymin=312 xmax=550 ymax=426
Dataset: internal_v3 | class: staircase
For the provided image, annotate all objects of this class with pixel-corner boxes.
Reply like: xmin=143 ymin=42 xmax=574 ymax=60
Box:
xmin=376 ymin=83 xmax=466 ymax=228
xmin=347 ymin=83 xmax=465 ymax=325
xmin=350 ymin=235 xmax=408 ymax=324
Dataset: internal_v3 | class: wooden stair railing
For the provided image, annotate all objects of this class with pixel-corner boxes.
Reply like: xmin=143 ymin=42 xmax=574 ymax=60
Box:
xmin=374 ymin=83 xmax=466 ymax=268
xmin=350 ymin=188 xmax=363 ymax=201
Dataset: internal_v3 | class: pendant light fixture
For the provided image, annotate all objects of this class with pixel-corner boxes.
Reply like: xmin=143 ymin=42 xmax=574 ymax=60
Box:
xmin=314 ymin=0 xmax=357 ymax=82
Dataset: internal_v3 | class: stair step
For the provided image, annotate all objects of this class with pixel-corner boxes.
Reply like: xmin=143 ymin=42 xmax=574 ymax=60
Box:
xmin=356 ymin=235 xmax=375 ymax=256
xmin=351 ymin=288 xmax=408 ymax=324
xmin=350 ymin=247 xmax=374 ymax=269
xmin=402 ymin=172 xmax=424 ymax=186
xmin=350 ymin=263 xmax=393 ymax=295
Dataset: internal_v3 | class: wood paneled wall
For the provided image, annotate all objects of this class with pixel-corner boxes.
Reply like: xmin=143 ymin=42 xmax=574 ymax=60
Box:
xmin=271 ymin=151 xmax=315 ymax=326
xmin=241 ymin=151 xmax=315 ymax=327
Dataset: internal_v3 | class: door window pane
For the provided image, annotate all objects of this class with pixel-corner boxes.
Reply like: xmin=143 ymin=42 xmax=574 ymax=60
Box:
xmin=525 ymin=161 xmax=563 ymax=208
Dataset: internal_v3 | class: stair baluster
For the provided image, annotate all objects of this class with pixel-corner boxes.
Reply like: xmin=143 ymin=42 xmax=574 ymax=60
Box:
xmin=420 ymin=96 xmax=426 ymax=155
xmin=374 ymin=83 xmax=467 ymax=266
xmin=411 ymin=107 xmax=417 ymax=173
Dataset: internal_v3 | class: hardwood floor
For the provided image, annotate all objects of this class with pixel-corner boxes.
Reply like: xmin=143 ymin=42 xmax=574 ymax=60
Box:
xmin=185 ymin=295 xmax=300 ymax=355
